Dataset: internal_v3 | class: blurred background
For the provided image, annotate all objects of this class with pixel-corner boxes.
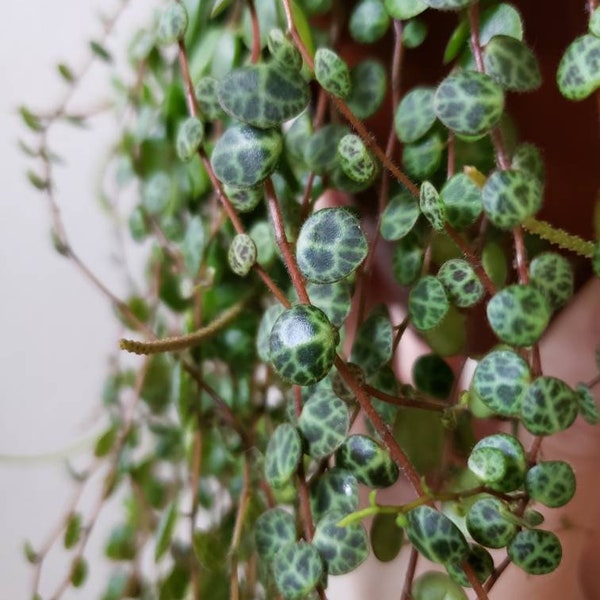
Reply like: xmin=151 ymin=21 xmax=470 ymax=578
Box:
xmin=0 ymin=1 xmax=157 ymax=596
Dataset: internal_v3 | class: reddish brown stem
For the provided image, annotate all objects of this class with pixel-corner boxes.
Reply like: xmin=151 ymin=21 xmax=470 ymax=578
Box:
xmin=464 ymin=561 xmax=490 ymax=600
xmin=484 ymin=555 xmax=512 ymax=593
xmin=444 ymin=223 xmax=496 ymax=296
xmin=364 ymin=385 xmax=448 ymax=412
xmin=400 ymin=547 xmax=419 ymax=600
xmin=335 ymin=358 xmax=425 ymax=496
xmin=265 ymin=179 xmax=310 ymax=303
xmin=246 ymin=0 xmax=261 ymax=63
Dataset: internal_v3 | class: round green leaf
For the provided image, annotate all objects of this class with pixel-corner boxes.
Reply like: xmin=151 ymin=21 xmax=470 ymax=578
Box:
xmin=217 ymin=63 xmax=310 ymax=128
xmin=337 ymin=134 xmax=376 ymax=182
xmin=176 ymin=117 xmax=204 ymax=162
xmin=529 ymin=252 xmax=574 ymax=311
xmin=439 ymin=173 xmax=482 ymax=229
xmin=466 ymin=497 xmax=518 ymax=548
xmin=268 ymin=29 xmax=303 ymax=71
xmin=394 ymin=87 xmax=436 ymax=144
xmin=406 ymin=505 xmax=469 ymax=564
xmin=380 ymin=191 xmax=420 ymax=241
xmin=256 ymin=304 xmax=285 ymax=362
xmin=469 ymin=433 xmax=526 ymax=492
xmin=315 ymin=48 xmax=351 ymax=98
xmin=482 ymin=240 xmax=508 ymax=288
xmin=594 ymin=240 xmax=600 ymax=277
xmin=484 ymin=35 xmax=541 ymax=92
xmin=486 ymin=284 xmax=551 ymax=346
xmin=64 ymin=513 xmax=82 ymax=549
xmin=264 ymin=423 xmax=303 ymax=488
xmin=304 ymin=124 xmax=348 ymax=174
xmin=299 ymin=391 xmax=350 ymax=459
xmin=446 ymin=544 xmax=493 ymax=588
xmin=409 ymin=276 xmax=450 ymax=331
xmin=384 ymin=0 xmax=427 ymax=19
xmin=157 ymin=0 xmax=188 ymax=46
xmin=576 ymin=383 xmax=600 ymax=425
xmin=254 ymin=508 xmax=297 ymax=561
xmin=508 ymin=529 xmax=562 ymax=575
xmin=335 ymin=434 xmax=399 ymax=488
xmin=273 ymin=541 xmax=324 ymax=599
xmin=142 ymin=172 xmax=172 ymax=216
xmin=306 ymin=281 xmax=351 ymax=328
xmin=412 ymin=354 xmax=454 ymax=399
xmin=479 ymin=3 xmax=524 ymax=46
xmin=370 ymin=512 xmax=404 ymax=562
xmin=211 ymin=124 xmax=283 ymax=188
xmin=195 ymin=76 xmax=226 ymax=121
xmin=434 ymin=71 xmax=504 ymax=136
xmin=472 ymin=349 xmax=531 ymax=416
xmin=512 ymin=142 xmax=545 ymax=183
xmin=437 ymin=258 xmax=484 ymax=308
xmin=296 ymin=208 xmax=368 ymax=284
xmin=526 ymin=461 xmax=576 ymax=508
xmin=228 ymin=233 xmax=257 ymax=276
xmin=413 ymin=571 xmax=468 ymax=600
xmin=350 ymin=308 xmax=393 ymax=376
xmin=224 ymin=183 xmax=263 ymax=213
xmin=349 ymin=0 xmax=391 ymax=44
xmin=346 ymin=60 xmax=387 ymax=119
xmin=367 ymin=366 xmax=400 ymax=426
xmin=521 ymin=376 xmax=579 ymax=436
xmin=402 ymin=129 xmax=445 ymax=180
xmin=468 ymin=445 xmax=510 ymax=485
xmin=299 ymin=0 xmax=332 ymax=15
xmin=310 ymin=468 xmax=359 ymax=522
xmin=392 ymin=233 xmax=424 ymax=285
xmin=269 ymin=304 xmax=337 ymax=386
xmin=403 ymin=19 xmax=428 ymax=48
xmin=313 ymin=511 xmax=369 ymax=575
xmin=557 ymin=34 xmax=600 ymax=100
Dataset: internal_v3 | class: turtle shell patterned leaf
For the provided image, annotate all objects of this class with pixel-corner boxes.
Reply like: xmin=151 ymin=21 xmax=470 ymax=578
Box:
xmin=508 ymin=529 xmax=562 ymax=575
xmin=525 ymin=461 xmax=576 ymax=508
xmin=269 ymin=304 xmax=337 ymax=386
xmin=472 ymin=349 xmax=531 ymax=416
xmin=217 ymin=63 xmax=310 ymax=128
xmin=434 ymin=71 xmax=504 ymax=136
xmin=312 ymin=511 xmax=369 ymax=575
xmin=466 ymin=497 xmax=518 ymax=548
xmin=486 ymin=284 xmax=550 ymax=346
xmin=264 ymin=423 xmax=302 ymax=489
xmin=254 ymin=508 xmax=297 ymax=561
xmin=557 ymin=34 xmax=600 ymax=100
xmin=310 ymin=468 xmax=359 ymax=523
xmin=296 ymin=208 xmax=368 ymax=284
xmin=335 ymin=434 xmax=399 ymax=488
xmin=298 ymin=391 xmax=350 ymax=459
xmin=521 ymin=376 xmax=578 ymax=436
xmin=409 ymin=276 xmax=450 ymax=331
xmin=272 ymin=541 xmax=324 ymax=599
xmin=406 ymin=505 xmax=469 ymax=564
xmin=211 ymin=124 xmax=282 ymax=188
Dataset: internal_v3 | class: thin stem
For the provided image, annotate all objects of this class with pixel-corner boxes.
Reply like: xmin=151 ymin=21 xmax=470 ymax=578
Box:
xmin=265 ymin=179 xmax=310 ymax=303
xmin=444 ymin=223 xmax=496 ymax=296
xmin=335 ymin=358 xmax=425 ymax=497
xmin=484 ymin=555 xmax=511 ymax=593
xmin=364 ymin=384 xmax=448 ymax=412
xmin=246 ymin=0 xmax=261 ymax=64
xmin=120 ymin=295 xmax=249 ymax=355
xmin=400 ymin=547 xmax=418 ymax=600
xmin=230 ymin=455 xmax=252 ymax=600
xmin=464 ymin=561 xmax=489 ymax=600
xmin=190 ymin=424 xmax=203 ymax=600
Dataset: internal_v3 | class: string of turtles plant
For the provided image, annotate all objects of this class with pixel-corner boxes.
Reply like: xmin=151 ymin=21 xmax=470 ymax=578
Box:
xmin=20 ymin=0 xmax=600 ymax=599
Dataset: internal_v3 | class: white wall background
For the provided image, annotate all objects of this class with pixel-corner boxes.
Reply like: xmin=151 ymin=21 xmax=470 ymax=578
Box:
xmin=0 ymin=1 xmax=157 ymax=597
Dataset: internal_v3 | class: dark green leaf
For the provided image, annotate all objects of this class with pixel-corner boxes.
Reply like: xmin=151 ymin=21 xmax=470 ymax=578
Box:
xmin=89 ymin=40 xmax=112 ymax=63
xmin=155 ymin=499 xmax=178 ymax=561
